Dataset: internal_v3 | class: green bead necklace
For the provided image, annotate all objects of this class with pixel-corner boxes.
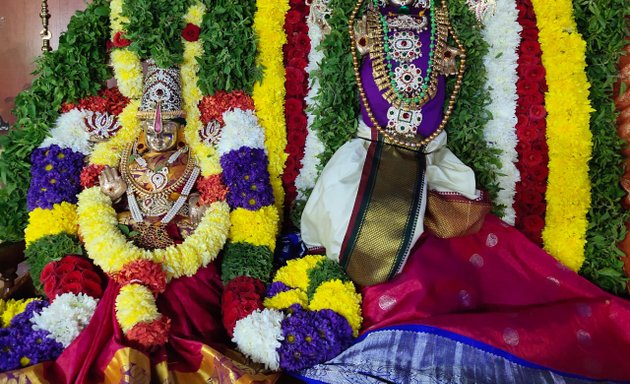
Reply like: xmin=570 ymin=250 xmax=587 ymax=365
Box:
xmin=374 ymin=0 xmax=437 ymax=105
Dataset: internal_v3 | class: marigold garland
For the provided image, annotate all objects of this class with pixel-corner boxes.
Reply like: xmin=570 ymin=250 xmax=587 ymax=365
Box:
xmin=24 ymin=203 xmax=79 ymax=245
xmin=252 ymin=0 xmax=291 ymax=216
xmin=530 ymin=0 xmax=593 ymax=271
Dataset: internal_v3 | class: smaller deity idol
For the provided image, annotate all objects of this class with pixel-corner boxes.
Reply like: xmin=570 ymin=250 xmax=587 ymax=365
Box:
xmin=99 ymin=60 xmax=206 ymax=249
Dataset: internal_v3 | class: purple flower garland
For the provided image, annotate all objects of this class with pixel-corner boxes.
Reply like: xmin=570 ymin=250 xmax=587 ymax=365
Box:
xmin=278 ymin=305 xmax=354 ymax=371
xmin=27 ymin=145 xmax=85 ymax=210
xmin=220 ymin=146 xmax=274 ymax=211
xmin=0 ymin=300 xmax=63 ymax=372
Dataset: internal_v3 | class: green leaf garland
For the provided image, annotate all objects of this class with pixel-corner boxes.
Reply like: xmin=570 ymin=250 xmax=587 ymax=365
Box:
xmin=221 ymin=242 xmax=274 ymax=284
xmin=24 ymin=233 xmax=84 ymax=293
xmin=0 ymin=0 xmax=112 ymax=242
xmin=573 ymin=0 xmax=630 ymax=295
xmin=122 ymin=0 xmax=193 ymax=68
xmin=306 ymin=258 xmax=350 ymax=300
xmin=197 ymin=0 xmax=262 ymax=95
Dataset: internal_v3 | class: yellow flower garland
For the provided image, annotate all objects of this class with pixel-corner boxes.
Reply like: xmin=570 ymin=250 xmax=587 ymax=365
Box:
xmin=252 ymin=0 xmax=290 ymax=216
xmin=263 ymin=289 xmax=308 ymax=310
xmin=115 ymin=284 xmax=161 ymax=333
xmin=110 ymin=0 xmax=142 ymax=100
xmin=229 ymin=206 xmax=280 ymax=252
xmin=531 ymin=0 xmax=593 ymax=271
xmin=265 ymin=255 xmax=363 ymax=337
xmin=24 ymin=202 xmax=79 ymax=245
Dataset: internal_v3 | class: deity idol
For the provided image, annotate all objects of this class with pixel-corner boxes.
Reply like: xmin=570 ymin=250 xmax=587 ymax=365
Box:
xmin=27 ymin=62 xmax=278 ymax=383
xmin=99 ymin=61 xmax=206 ymax=248
xmin=296 ymin=0 xmax=630 ymax=382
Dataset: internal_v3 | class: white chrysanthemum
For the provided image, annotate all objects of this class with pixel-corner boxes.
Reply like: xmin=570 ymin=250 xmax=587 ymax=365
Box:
xmin=30 ymin=293 xmax=98 ymax=347
xmin=39 ymin=109 xmax=92 ymax=155
xmin=217 ymin=108 xmax=267 ymax=155
xmin=481 ymin=0 xmax=521 ymax=224
xmin=232 ymin=309 xmax=285 ymax=371
xmin=295 ymin=21 xmax=327 ymax=201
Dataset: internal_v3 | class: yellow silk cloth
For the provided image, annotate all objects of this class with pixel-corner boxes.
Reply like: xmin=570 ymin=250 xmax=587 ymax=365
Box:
xmin=0 ymin=347 xmax=279 ymax=384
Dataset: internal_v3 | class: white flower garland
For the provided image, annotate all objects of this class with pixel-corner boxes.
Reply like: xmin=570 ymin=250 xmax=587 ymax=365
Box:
xmin=217 ymin=109 xmax=267 ymax=155
xmin=294 ymin=20 xmax=327 ymax=202
xmin=39 ymin=110 xmax=92 ymax=155
xmin=232 ymin=308 xmax=285 ymax=370
xmin=480 ymin=0 xmax=521 ymax=225
xmin=30 ymin=293 xmax=98 ymax=348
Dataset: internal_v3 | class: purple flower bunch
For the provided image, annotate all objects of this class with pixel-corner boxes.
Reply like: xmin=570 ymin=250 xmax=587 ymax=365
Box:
xmin=27 ymin=145 xmax=85 ymax=210
xmin=266 ymin=281 xmax=293 ymax=298
xmin=0 ymin=301 xmax=64 ymax=372
xmin=220 ymin=146 xmax=274 ymax=210
xmin=278 ymin=305 xmax=354 ymax=371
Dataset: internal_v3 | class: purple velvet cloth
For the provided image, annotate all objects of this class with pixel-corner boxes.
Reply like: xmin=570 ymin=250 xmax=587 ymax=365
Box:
xmin=359 ymin=6 xmax=446 ymax=138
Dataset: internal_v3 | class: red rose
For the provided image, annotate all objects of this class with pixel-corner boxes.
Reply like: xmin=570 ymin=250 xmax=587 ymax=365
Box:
xmin=285 ymin=97 xmax=304 ymax=115
xmin=522 ymin=214 xmax=545 ymax=233
xmin=286 ymin=22 xmax=308 ymax=36
xmin=54 ymin=263 xmax=74 ymax=274
xmin=529 ymin=165 xmax=549 ymax=182
xmin=528 ymin=104 xmax=547 ymax=121
xmin=182 ymin=23 xmax=201 ymax=42
xmin=289 ymin=0 xmax=305 ymax=6
xmin=521 ymin=28 xmax=539 ymax=42
xmin=82 ymin=279 xmax=103 ymax=299
xmin=106 ymin=39 xmax=114 ymax=52
xmin=61 ymin=282 xmax=84 ymax=295
xmin=285 ymin=9 xmax=302 ymax=26
xmin=61 ymin=270 xmax=83 ymax=285
xmin=112 ymin=31 xmax=131 ymax=48
xmin=518 ymin=52 xmax=538 ymax=68
xmin=286 ymin=47 xmax=308 ymax=62
xmin=525 ymin=65 xmax=546 ymax=84
xmin=521 ymin=151 xmax=544 ymax=167
xmin=520 ymin=40 xmax=542 ymax=57
xmin=516 ymin=79 xmax=539 ymax=96
xmin=288 ymin=57 xmax=309 ymax=71
xmin=519 ymin=19 xmax=537 ymax=33
xmin=287 ymin=111 xmax=308 ymax=131
xmin=290 ymin=32 xmax=311 ymax=52
xmin=523 ymin=92 xmax=544 ymax=107
xmin=529 ymin=139 xmax=548 ymax=153
xmin=518 ymin=188 xmax=541 ymax=205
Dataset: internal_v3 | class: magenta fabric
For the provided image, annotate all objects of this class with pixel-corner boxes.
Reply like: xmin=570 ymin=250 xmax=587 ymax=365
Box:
xmin=361 ymin=214 xmax=630 ymax=381
xmin=43 ymin=264 xmax=227 ymax=384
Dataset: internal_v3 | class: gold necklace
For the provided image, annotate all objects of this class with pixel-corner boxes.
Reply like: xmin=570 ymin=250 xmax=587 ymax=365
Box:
xmin=349 ymin=0 xmax=467 ymax=150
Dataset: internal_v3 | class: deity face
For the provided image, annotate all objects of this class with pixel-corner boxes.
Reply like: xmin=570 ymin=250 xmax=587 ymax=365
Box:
xmin=142 ymin=119 xmax=181 ymax=152
xmin=389 ymin=0 xmax=415 ymax=6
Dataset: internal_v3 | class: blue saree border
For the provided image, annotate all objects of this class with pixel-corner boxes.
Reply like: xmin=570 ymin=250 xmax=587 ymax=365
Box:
xmin=289 ymin=324 xmax=630 ymax=384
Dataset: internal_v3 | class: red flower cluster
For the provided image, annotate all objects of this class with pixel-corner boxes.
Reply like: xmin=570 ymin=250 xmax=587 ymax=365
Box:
xmin=513 ymin=0 xmax=549 ymax=246
xmin=126 ymin=316 xmax=171 ymax=350
xmin=182 ymin=23 xmax=201 ymax=42
xmin=61 ymin=87 xmax=130 ymax=116
xmin=221 ymin=276 xmax=265 ymax=337
xmin=196 ymin=174 xmax=229 ymax=205
xmin=80 ymin=164 xmax=105 ymax=189
xmin=111 ymin=260 xmax=167 ymax=294
xmin=111 ymin=31 xmax=131 ymax=48
xmin=198 ymin=90 xmax=255 ymax=126
xmin=281 ymin=0 xmax=310 ymax=209
xmin=40 ymin=255 xmax=103 ymax=301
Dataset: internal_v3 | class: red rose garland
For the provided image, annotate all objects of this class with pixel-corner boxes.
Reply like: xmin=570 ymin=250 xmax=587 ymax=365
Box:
xmin=281 ymin=0 xmax=310 ymax=211
xmin=221 ymin=276 xmax=266 ymax=337
xmin=61 ymin=87 xmax=129 ymax=115
xmin=513 ymin=0 xmax=549 ymax=246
